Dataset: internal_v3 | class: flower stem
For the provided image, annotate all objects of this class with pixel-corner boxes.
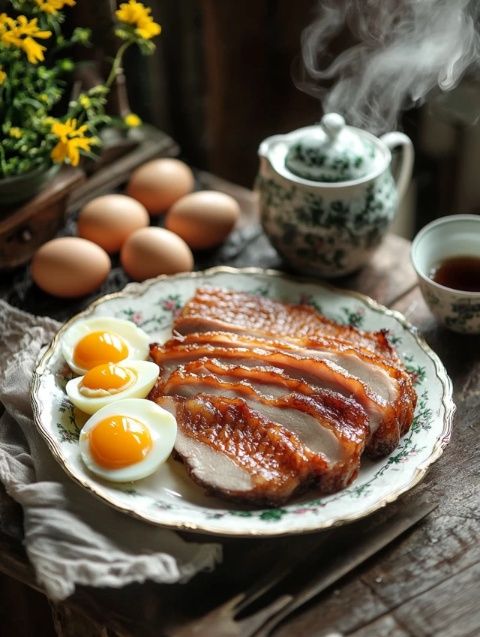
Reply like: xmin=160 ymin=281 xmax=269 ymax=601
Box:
xmin=0 ymin=144 xmax=9 ymax=177
xmin=105 ymin=41 xmax=132 ymax=90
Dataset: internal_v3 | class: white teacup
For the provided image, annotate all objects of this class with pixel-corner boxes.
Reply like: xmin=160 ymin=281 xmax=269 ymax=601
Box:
xmin=411 ymin=214 xmax=480 ymax=333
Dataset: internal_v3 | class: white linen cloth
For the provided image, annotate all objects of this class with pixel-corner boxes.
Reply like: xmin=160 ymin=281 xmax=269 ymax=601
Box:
xmin=0 ymin=299 xmax=222 ymax=600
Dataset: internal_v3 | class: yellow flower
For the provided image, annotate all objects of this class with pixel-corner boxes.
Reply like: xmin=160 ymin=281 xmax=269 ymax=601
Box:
xmin=0 ymin=67 xmax=6 ymax=85
xmin=3 ymin=15 xmax=51 ymax=40
xmin=35 ymin=0 xmax=76 ymax=14
xmin=1 ymin=15 xmax=51 ymax=64
xmin=116 ymin=0 xmax=149 ymax=23
xmin=79 ymin=94 xmax=91 ymax=109
xmin=124 ymin=113 xmax=142 ymax=128
xmin=116 ymin=1 xmax=161 ymax=40
xmin=50 ymin=118 xmax=97 ymax=167
xmin=9 ymin=127 xmax=23 ymax=138
xmin=52 ymin=118 xmax=88 ymax=140
xmin=22 ymin=36 xmax=48 ymax=64
xmin=135 ymin=18 xmax=161 ymax=40
xmin=0 ymin=13 xmax=16 ymax=39
xmin=0 ymin=13 xmax=16 ymax=28
xmin=51 ymin=137 xmax=95 ymax=166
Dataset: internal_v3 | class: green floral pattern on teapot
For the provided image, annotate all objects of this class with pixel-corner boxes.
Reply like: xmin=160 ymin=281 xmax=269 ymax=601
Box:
xmin=256 ymin=114 xmax=414 ymax=278
xmin=257 ymin=171 xmax=397 ymax=277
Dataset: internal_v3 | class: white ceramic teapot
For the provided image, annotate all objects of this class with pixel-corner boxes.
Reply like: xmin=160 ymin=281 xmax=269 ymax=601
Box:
xmin=256 ymin=113 xmax=414 ymax=277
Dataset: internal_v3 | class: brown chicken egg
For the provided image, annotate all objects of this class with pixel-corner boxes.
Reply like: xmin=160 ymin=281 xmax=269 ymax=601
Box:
xmin=77 ymin=194 xmax=149 ymax=253
xmin=120 ymin=227 xmax=194 ymax=281
xmin=165 ymin=191 xmax=241 ymax=249
xmin=127 ymin=159 xmax=195 ymax=216
xmin=31 ymin=237 xmax=111 ymax=298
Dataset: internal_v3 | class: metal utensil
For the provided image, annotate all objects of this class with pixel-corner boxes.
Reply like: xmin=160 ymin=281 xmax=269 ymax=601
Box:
xmin=167 ymin=500 xmax=437 ymax=637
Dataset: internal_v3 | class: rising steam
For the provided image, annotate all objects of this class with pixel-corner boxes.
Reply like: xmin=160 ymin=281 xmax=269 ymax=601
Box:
xmin=298 ymin=0 xmax=480 ymax=132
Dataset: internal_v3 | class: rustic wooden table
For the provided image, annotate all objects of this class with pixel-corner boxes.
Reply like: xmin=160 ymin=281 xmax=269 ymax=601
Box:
xmin=0 ymin=175 xmax=479 ymax=637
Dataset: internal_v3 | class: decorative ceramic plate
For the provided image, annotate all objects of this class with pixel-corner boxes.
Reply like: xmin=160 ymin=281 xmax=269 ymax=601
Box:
xmin=32 ymin=268 xmax=454 ymax=537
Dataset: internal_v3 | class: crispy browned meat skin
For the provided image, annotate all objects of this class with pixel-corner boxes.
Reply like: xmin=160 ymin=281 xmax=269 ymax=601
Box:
xmin=153 ymin=393 xmax=367 ymax=505
xmin=152 ymin=362 xmax=368 ymax=455
xmin=173 ymin=287 xmax=399 ymax=363
xmin=149 ymin=341 xmax=410 ymax=457
xmin=170 ymin=330 xmax=393 ymax=367
xmin=148 ymin=286 xmax=417 ymax=503
xmin=165 ymin=330 xmax=417 ymax=433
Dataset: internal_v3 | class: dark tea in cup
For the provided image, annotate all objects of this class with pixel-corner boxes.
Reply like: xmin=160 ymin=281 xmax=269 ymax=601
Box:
xmin=429 ymin=255 xmax=480 ymax=293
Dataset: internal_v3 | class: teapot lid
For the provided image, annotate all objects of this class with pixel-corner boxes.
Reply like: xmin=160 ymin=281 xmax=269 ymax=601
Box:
xmin=284 ymin=113 xmax=375 ymax=182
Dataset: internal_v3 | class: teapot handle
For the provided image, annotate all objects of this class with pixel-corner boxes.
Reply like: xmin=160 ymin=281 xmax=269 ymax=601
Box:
xmin=380 ymin=132 xmax=414 ymax=204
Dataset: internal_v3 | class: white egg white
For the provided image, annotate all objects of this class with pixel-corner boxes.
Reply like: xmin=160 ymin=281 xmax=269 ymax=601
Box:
xmin=79 ymin=398 xmax=177 ymax=482
xmin=62 ymin=316 xmax=151 ymax=375
xmin=66 ymin=360 xmax=159 ymax=415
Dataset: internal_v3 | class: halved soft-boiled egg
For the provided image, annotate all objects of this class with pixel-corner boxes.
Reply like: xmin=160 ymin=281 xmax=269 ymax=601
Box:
xmin=66 ymin=360 xmax=159 ymax=415
xmin=62 ymin=317 xmax=150 ymax=375
xmin=79 ymin=398 xmax=177 ymax=482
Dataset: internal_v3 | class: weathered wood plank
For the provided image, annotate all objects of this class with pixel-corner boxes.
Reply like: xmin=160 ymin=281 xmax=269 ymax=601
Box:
xmin=274 ymin=577 xmax=389 ymax=637
xmin=340 ymin=234 xmax=418 ymax=308
xmin=359 ymin=367 xmax=480 ymax=608
xmin=0 ymin=572 xmax=57 ymax=637
xmin=347 ymin=614 xmax=410 ymax=637
xmin=392 ymin=561 xmax=480 ymax=637
xmin=361 ymin=489 xmax=480 ymax=610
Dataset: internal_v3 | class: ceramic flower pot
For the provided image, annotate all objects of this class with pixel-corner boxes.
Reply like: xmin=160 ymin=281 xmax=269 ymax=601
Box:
xmin=0 ymin=165 xmax=60 ymax=208
xmin=0 ymin=166 xmax=84 ymax=269
xmin=256 ymin=113 xmax=414 ymax=277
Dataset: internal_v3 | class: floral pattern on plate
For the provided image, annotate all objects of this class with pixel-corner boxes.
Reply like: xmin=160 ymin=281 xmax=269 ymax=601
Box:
xmin=32 ymin=268 xmax=454 ymax=537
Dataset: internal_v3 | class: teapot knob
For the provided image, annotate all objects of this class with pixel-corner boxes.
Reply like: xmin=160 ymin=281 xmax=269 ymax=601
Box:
xmin=321 ymin=113 xmax=345 ymax=139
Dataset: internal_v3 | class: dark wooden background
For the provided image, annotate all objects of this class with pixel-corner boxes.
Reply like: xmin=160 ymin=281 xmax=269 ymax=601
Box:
xmin=68 ymin=0 xmax=480 ymax=234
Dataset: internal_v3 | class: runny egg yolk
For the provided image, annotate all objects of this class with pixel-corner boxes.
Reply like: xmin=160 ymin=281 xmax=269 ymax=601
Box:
xmin=73 ymin=331 xmax=129 ymax=370
xmin=89 ymin=415 xmax=152 ymax=469
xmin=81 ymin=363 xmax=133 ymax=393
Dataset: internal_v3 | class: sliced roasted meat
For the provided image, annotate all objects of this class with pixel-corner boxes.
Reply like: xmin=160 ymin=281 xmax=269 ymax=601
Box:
xmin=149 ymin=342 xmax=409 ymax=456
xmin=152 ymin=364 xmax=368 ymax=466
xmin=166 ymin=331 xmax=416 ymax=443
xmin=173 ymin=287 xmax=399 ymax=363
xmin=166 ymin=331 xmax=414 ymax=405
xmin=154 ymin=393 xmax=368 ymax=505
xmin=147 ymin=286 xmax=417 ymax=504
